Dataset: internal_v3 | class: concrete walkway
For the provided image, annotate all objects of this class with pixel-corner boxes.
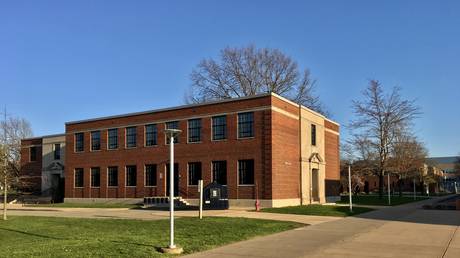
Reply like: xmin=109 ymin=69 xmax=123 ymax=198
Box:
xmin=185 ymin=198 xmax=460 ymax=258
xmin=4 ymin=204 xmax=339 ymax=225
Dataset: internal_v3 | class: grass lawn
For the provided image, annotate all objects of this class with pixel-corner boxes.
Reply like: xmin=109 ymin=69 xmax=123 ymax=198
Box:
xmin=261 ymin=204 xmax=373 ymax=217
xmin=336 ymin=195 xmax=429 ymax=206
xmin=0 ymin=216 xmax=302 ymax=257
xmin=24 ymin=202 xmax=141 ymax=209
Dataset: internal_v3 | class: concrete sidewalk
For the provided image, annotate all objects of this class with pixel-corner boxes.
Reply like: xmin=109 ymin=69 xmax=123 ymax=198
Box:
xmin=4 ymin=204 xmax=340 ymax=225
xmin=184 ymin=198 xmax=460 ymax=258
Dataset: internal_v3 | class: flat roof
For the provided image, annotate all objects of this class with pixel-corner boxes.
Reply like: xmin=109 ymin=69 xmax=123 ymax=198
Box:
xmin=22 ymin=133 xmax=66 ymax=141
xmin=65 ymin=92 xmax=339 ymax=126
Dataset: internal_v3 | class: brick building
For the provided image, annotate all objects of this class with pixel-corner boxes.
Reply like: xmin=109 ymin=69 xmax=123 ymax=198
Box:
xmin=20 ymin=134 xmax=65 ymax=201
xmin=21 ymin=93 xmax=340 ymax=207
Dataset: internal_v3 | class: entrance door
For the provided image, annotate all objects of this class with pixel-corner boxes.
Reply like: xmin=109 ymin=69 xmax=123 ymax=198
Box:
xmin=312 ymin=169 xmax=319 ymax=202
xmin=166 ymin=163 xmax=179 ymax=196
xmin=51 ymin=174 xmax=64 ymax=203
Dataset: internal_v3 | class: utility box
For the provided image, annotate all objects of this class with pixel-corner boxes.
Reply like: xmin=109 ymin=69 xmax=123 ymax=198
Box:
xmin=203 ymin=182 xmax=229 ymax=210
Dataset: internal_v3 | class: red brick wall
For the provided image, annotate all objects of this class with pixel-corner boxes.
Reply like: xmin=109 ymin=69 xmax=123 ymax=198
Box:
xmin=65 ymin=96 xmax=271 ymax=200
xmin=325 ymin=120 xmax=340 ymax=196
xmin=20 ymin=138 xmax=42 ymax=192
xmin=270 ymin=96 xmax=300 ymax=199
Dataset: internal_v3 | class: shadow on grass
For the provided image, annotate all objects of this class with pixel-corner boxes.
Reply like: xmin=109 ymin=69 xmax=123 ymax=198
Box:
xmin=0 ymin=227 xmax=65 ymax=240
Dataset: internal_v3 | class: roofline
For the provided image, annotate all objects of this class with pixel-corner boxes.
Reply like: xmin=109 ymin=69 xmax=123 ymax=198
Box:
xmin=65 ymin=93 xmax=272 ymax=125
xmin=270 ymin=92 xmax=340 ymax=126
xmin=65 ymin=92 xmax=339 ymax=126
xmin=22 ymin=133 xmax=66 ymax=141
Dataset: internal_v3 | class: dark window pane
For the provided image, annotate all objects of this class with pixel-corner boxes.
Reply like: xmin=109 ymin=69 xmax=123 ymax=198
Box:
xmin=75 ymin=133 xmax=84 ymax=152
xmin=212 ymin=161 xmax=227 ymax=185
xmin=54 ymin=144 xmax=61 ymax=160
xmin=91 ymin=131 xmax=101 ymax=151
xmin=108 ymin=166 xmax=118 ymax=187
xmin=126 ymin=165 xmax=137 ymax=186
xmin=238 ymin=159 xmax=254 ymax=185
xmin=91 ymin=167 xmax=100 ymax=187
xmin=166 ymin=121 xmax=179 ymax=144
xmin=212 ymin=116 xmax=227 ymax=140
xmin=188 ymin=162 xmax=202 ymax=185
xmin=108 ymin=129 xmax=118 ymax=149
xmin=30 ymin=146 xmax=37 ymax=161
xmin=188 ymin=119 xmax=201 ymax=143
xmin=238 ymin=112 xmax=254 ymax=138
xmin=74 ymin=168 xmax=84 ymax=187
xmin=145 ymin=124 xmax=158 ymax=146
xmin=126 ymin=127 xmax=137 ymax=148
xmin=311 ymin=124 xmax=317 ymax=146
xmin=145 ymin=164 xmax=157 ymax=186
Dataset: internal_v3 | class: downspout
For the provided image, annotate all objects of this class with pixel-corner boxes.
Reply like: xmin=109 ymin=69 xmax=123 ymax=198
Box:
xmin=298 ymin=104 xmax=303 ymax=205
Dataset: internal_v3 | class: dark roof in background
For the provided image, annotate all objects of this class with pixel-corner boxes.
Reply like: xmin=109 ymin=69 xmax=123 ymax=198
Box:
xmin=427 ymin=156 xmax=460 ymax=165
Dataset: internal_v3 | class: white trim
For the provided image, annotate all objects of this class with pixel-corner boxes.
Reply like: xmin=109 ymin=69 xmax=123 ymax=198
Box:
xmin=144 ymin=164 xmax=158 ymax=187
xmin=107 ymin=166 xmax=119 ymax=188
xmin=210 ymin=115 xmax=227 ymax=141
xmin=271 ymin=106 xmax=299 ymax=120
xmin=325 ymin=128 xmax=340 ymax=136
xmin=236 ymin=111 xmax=255 ymax=140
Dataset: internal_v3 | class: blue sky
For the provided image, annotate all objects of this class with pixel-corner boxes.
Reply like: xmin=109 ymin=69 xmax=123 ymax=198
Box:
xmin=1 ymin=1 xmax=459 ymax=157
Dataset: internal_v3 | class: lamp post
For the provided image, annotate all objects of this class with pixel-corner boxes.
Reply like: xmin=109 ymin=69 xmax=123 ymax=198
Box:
xmin=387 ymin=172 xmax=391 ymax=206
xmin=348 ymin=164 xmax=352 ymax=212
xmin=161 ymin=129 xmax=183 ymax=254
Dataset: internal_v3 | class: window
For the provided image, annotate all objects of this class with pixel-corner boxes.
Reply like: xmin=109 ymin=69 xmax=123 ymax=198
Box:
xmin=108 ymin=129 xmax=118 ymax=149
xmin=165 ymin=121 xmax=179 ymax=144
xmin=188 ymin=119 xmax=201 ymax=143
xmin=75 ymin=133 xmax=84 ymax=152
xmin=238 ymin=112 xmax=254 ymax=138
xmin=212 ymin=116 xmax=226 ymax=140
xmin=91 ymin=167 xmax=100 ymax=187
xmin=30 ymin=146 xmax=37 ymax=161
xmin=188 ymin=162 xmax=202 ymax=186
xmin=126 ymin=127 xmax=137 ymax=148
xmin=145 ymin=164 xmax=157 ymax=186
xmin=54 ymin=144 xmax=61 ymax=160
xmin=311 ymin=124 xmax=317 ymax=146
xmin=74 ymin=168 xmax=84 ymax=187
xmin=212 ymin=161 xmax=227 ymax=185
xmin=91 ymin=131 xmax=101 ymax=151
xmin=238 ymin=159 xmax=254 ymax=185
xmin=126 ymin=165 xmax=137 ymax=186
xmin=108 ymin=166 xmax=118 ymax=187
xmin=145 ymin=124 xmax=157 ymax=146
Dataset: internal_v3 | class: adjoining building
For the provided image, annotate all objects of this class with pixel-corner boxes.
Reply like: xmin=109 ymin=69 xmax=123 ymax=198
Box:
xmin=20 ymin=134 xmax=66 ymax=202
xmin=20 ymin=93 xmax=340 ymax=208
xmin=427 ymin=156 xmax=460 ymax=192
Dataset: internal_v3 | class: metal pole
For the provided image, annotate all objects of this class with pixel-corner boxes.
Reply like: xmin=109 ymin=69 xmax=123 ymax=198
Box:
xmin=199 ymin=180 xmax=203 ymax=219
xmin=413 ymin=178 xmax=416 ymax=200
xmin=387 ymin=173 xmax=391 ymax=206
xmin=169 ymin=136 xmax=175 ymax=249
xmin=348 ymin=165 xmax=352 ymax=212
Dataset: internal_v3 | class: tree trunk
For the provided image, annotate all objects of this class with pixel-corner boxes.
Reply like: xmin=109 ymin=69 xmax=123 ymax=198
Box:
xmin=398 ymin=179 xmax=403 ymax=197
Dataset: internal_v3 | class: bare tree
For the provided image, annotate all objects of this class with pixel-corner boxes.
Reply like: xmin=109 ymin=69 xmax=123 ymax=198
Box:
xmin=1 ymin=110 xmax=33 ymax=220
xmin=187 ymin=45 xmax=328 ymax=115
xmin=388 ymin=133 xmax=427 ymax=196
xmin=349 ymin=80 xmax=420 ymax=198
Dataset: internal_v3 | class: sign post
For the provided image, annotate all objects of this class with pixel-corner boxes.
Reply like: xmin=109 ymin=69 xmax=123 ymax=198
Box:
xmin=198 ymin=179 xmax=203 ymax=219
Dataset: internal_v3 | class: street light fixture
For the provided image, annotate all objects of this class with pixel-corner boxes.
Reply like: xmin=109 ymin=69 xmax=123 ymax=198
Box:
xmin=161 ymin=128 xmax=183 ymax=254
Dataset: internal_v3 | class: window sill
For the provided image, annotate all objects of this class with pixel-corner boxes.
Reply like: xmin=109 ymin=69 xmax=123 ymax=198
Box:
xmin=107 ymin=186 xmax=119 ymax=188
xmin=144 ymin=144 xmax=159 ymax=148
xmin=125 ymin=186 xmax=137 ymax=188
xmin=211 ymin=139 xmax=227 ymax=142
xmin=187 ymin=141 xmax=202 ymax=144
xmin=90 ymin=187 xmax=101 ymax=188
xmin=238 ymin=184 xmax=255 ymax=187
xmin=144 ymin=185 xmax=157 ymax=188
xmin=107 ymin=148 xmax=119 ymax=151
xmin=237 ymin=136 xmax=255 ymax=140
xmin=74 ymin=187 xmax=84 ymax=189
xmin=90 ymin=150 xmax=101 ymax=152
